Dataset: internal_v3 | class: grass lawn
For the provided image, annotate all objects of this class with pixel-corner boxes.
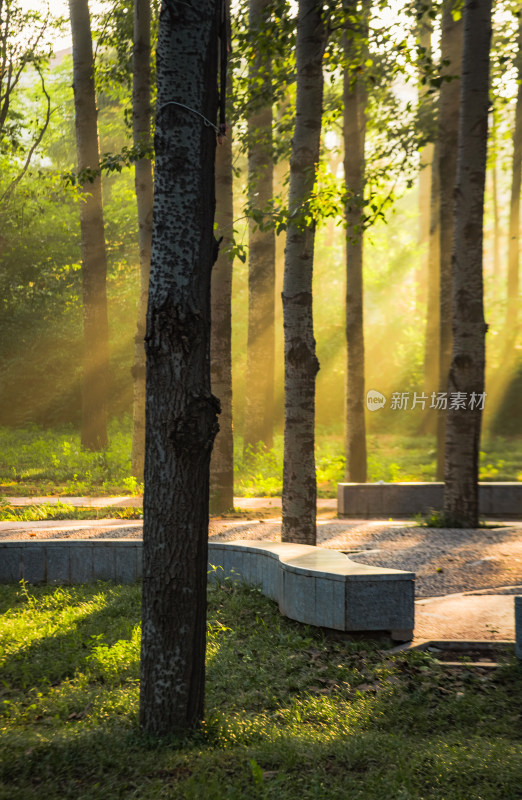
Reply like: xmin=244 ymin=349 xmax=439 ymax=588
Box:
xmin=0 ymin=421 xmax=521 ymax=502
xmin=1 ymin=579 xmax=522 ymax=799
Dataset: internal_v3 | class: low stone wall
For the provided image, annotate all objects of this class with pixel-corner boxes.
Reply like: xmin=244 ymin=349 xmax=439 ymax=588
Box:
xmin=0 ymin=539 xmax=415 ymax=641
xmin=337 ymin=482 xmax=522 ymax=518
xmin=0 ymin=540 xmax=143 ymax=585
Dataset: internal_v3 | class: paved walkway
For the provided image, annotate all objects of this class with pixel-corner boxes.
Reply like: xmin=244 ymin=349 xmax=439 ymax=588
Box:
xmin=1 ymin=495 xmax=337 ymax=511
xmin=1 ymin=496 xmax=519 ymax=643
xmin=415 ymin=590 xmax=519 ymax=641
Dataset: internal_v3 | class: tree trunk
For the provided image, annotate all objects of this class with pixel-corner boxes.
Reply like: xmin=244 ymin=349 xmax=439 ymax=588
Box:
xmin=506 ymin=14 xmax=522 ymax=341
xmin=418 ymin=144 xmax=434 ymax=308
xmin=140 ymin=0 xmax=220 ymax=737
xmin=343 ymin=3 xmax=367 ymax=484
xmin=210 ymin=24 xmax=234 ymax=515
xmin=443 ymin=0 xmax=491 ymax=528
xmin=420 ymin=140 xmax=440 ymax=435
xmin=281 ymin=0 xmax=324 ymax=546
xmin=491 ymin=120 xmax=501 ymax=281
xmin=69 ymin=0 xmax=110 ymax=451
xmin=243 ymin=0 xmax=275 ymax=455
xmin=131 ymin=0 xmax=154 ymax=480
xmin=417 ymin=6 xmax=433 ymax=311
xmin=436 ymin=0 xmax=462 ymax=479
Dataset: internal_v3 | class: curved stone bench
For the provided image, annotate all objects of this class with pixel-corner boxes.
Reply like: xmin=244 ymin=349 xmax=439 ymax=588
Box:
xmin=0 ymin=539 xmax=415 ymax=642
xmin=208 ymin=540 xmax=414 ymax=642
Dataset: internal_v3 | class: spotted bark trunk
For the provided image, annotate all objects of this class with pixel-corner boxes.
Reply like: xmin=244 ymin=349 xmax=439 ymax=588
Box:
xmin=139 ymin=0 xmax=220 ymax=736
xmin=281 ymin=0 xmax=324 ymax=546
xmin=343 ymin=3 xmax=367 ymax=484
xmin=243 ymin=0 xmax=275 ymax=454
xmin=131 ymin=0 xmax=153 ymax=480
xmin=443 ymin=0 xmax=491 ymax=528
xmin=69 ymin=0 xmax=110 ymax=451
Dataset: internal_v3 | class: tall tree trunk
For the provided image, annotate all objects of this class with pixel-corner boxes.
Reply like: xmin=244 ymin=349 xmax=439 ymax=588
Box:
xmin=444 ymin=0 xmax=491 ymax=527
xmin=131 ymin=0 xmax=153 ymax=480
xmin=140 ymin=0 xmax=220 ymax=737
xmin=69 ymin=0 xmax=110 ymax=451
xmin=243 ymin=0 xmax=275 ymax=454
xmin=436 ymin=0 xmax=462 ymax=479
xmin=281 ymin=0 xmax=324 ymax=546
xmin=418 ymin=144 xmax=434 ymax=308
xmin=506 ymin=15 xmax=522 ymax=342
xmin=210 ymin=21 xmax=234 ymax=515
xmin=343 ymin=2 xmax=367 ymax=484
xmin=417 ymin=6 xmax=433 ymax=311
xmin=419 ymin=3 xmax=438 ymax=436
xmin=420 ymin=139 xmax=440 ymax=435
xmin=491 ymin=119 xmax=501 ymax=281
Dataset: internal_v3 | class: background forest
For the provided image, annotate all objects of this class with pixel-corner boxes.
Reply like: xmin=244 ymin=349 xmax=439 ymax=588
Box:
xmin=0 ymin=0 xmax=521 ymax=500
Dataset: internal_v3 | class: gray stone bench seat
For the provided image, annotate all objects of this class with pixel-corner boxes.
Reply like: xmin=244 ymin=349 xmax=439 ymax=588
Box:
xmin=338 ymin=481 xmax=522 ymax=518
xmin=0 ymin=538 xmax=415 ymax=642
xmin=208 ymin=540 xmax=414 ymax=641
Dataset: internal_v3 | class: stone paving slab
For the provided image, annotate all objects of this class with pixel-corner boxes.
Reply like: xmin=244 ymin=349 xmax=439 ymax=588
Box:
xmin=414 ymin=591 xmax=520 ymax=641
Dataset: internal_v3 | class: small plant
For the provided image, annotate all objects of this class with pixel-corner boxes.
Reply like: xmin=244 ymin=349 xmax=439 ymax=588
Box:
xmin=415 ymin=509 xmax=493 ymax=528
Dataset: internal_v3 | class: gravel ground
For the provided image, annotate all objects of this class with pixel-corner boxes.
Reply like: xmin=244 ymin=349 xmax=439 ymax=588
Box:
xmin=2 ymin=516 xmax=521 ymax=599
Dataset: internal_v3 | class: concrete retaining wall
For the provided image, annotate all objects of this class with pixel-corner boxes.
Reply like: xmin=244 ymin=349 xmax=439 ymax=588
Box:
xmin=338 ymin=482 xmax=522 ymax=518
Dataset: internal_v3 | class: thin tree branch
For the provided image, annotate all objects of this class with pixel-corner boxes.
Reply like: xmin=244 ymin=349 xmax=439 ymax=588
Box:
xmin=0 ymin=63 xmax=51 ymax=208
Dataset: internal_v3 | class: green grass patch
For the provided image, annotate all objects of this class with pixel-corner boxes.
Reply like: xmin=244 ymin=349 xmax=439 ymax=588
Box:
xmin=1 ymin=579 xmax=521 ymax=798
xmin=0 ymin=419 xmax=142 ymax=497
xmin=0 ymin=502 xmax=142 ymax=522
xmin=0 ymin=422 xmax=521 ymax=499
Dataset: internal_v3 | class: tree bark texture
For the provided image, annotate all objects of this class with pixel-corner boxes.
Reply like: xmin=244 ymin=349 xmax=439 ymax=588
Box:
xmin=210 ymin=48 xmax=234 ymax=515
xmin=243 ymin=0 xmax=276 ymax=454
xmin=69 ymin=0 xmax=110 ymax=451
xmin=131 ymin=0 xmax=154 ymax=479
xmin=436 ymin=0 xmax=462 ymax=479
xmin=281 ymin=0 xmax=324 ymax=546
xmin=443 ymin=0 xmax=491 ymax=528
xmin=417 ymin=6 xmax=433 ymax=311
xmin=491 ymin=126 xmax=501 ymax=280
xmin=140 ymin=0 xmax=220 ymax=737
xmin=506 ymin=14 xmax=522 ymax=341
xmin=420 ymin=140 xmax=440 ymax=434
xmin=418 ymin=144 xmax=434 ymax=308
xmin=343 ymin=6 xmax=367 ymax=484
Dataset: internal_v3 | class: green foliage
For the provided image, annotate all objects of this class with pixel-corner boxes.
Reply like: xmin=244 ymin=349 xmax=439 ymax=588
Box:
xmin=0 ymin=426 xmax=520 ymax=500
xmin=0 ymin=502 xmax=142 ymax=522
xmin=0 ymin=0 xmax=62 ymax=206
xmin=0 ymin=52 xmax=140 ymax=427
xmin=415 ymin=510 xmax=493 ymax=529
xmin=0 ymin=581 xmax=521 ymax=799
xmin=233 ymin=433 xmax=522 ymax=498
xmin=0 ymin=419 xmax=142 ymax=496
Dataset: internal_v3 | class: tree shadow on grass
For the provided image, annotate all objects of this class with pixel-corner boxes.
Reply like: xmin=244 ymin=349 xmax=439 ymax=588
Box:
xmin=2 ymin=583 xmax=522 ymax=799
